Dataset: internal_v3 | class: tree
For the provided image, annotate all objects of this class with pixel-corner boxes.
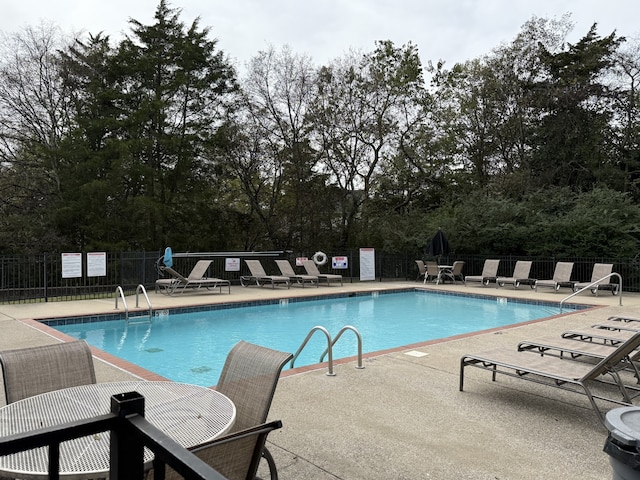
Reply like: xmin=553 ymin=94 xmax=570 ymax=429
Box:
xmin=0 ymin=23 xmax=73 ymax=252
xmin=311 ymin=41 xmax=425 ymax=248
xmin=55 ymin=0 xmax=239 ymax=250
xmin=529 ymin=24 xmax=623 ymax=190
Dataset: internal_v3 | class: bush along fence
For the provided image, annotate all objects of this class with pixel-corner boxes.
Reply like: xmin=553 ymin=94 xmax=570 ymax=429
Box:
xmin=0 ymin=251 xmax=638 ymax=304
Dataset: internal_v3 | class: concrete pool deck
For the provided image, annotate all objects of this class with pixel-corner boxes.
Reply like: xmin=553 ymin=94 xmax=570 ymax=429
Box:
xmin=0 ymin=281 xmax=638 ymax=479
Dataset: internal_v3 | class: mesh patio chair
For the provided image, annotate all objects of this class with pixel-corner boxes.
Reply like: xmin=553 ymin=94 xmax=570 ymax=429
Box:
xmin=215 ymin=341 xmax=293 ymax=480
xmin=0 ymin=340 xmax=96 ymax=404
xmin=149 ymin=420 xmax=283 ymax=480
xmin=442 ymin=261 xmax=465 ymax=285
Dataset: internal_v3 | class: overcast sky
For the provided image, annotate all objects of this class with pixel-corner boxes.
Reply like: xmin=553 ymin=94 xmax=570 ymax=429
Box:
xmin=2 ymin=0 xmax=639 ymax=71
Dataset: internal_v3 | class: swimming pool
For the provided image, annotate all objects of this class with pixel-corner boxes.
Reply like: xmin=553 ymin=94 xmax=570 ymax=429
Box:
xmin=51 ymin=290 xmax=575 ymax=387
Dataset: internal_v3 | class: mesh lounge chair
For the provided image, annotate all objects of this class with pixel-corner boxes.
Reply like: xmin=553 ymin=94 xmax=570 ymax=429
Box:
xmin=460 ymin=331 xmax=640 ymax=426
xmin=534 ymin=262 xmax=574 ymax=292
xmin=215 ymin=341 xmax=293 ymax=480
xmin=149 ymin=420 xmax=283 ymax=480
xmin=302 ymin=260 xmax=343 ymax=286
xmin=241 ymin=260 xmax=290 ymax=289
xmin=275 ymin=259 xmax=319 ymax=287
xmin=465 ymin=259 xmax=500 ymax=286
xmin=0 ymin=341 xmax=96 ymax=404
xmin=496 ymin=261 xmax=535 ymax=289
xmin=574 ymin=263 xmax=619 ymax=296
xmin=517 ymin=336 xmax=640 ymax=382
xmin=156 ymin=260 xmax=231 ymax=295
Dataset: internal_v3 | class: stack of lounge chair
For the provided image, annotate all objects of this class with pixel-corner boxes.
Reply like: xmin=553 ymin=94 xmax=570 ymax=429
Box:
xmin=460 ymin=316 xmax=640 ymax=426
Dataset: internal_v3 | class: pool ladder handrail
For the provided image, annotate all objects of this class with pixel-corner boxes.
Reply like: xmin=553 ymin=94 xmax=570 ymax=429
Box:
xmin=559 ymin=272 xmax=622 ymax=313
xmin=290 ymin=325 xmax=364 ymax=376
xmin=115 ymin=285 xmax=153 ymax=322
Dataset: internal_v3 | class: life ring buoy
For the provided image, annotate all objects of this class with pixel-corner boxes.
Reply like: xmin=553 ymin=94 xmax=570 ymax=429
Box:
xmin=313 ymin=251 xmax=328 ymax=266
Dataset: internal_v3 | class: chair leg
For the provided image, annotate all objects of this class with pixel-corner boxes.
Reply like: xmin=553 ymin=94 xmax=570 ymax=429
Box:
xmin=258 ymin=446 xmax=279 ymax=480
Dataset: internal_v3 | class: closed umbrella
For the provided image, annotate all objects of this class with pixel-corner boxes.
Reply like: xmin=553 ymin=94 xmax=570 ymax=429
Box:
xmin=428 ymin=229 xmax=449 ymax=258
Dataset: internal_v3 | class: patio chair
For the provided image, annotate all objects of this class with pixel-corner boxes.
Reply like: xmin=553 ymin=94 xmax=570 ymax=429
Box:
xmin=574 ymin=263 xmax=619 ymax=296
xmin=302 ymin=260 xmax=343 ymax=286
xmin=0 ymin=340 xmax=96 ymax=404
xmin=215 ymin=341 xmax=293 ymax=480
xmin=422 ymin=261 xmax=439 ymax=283
xmin=496 ymin=261 xmax=535 ymax=289
xmin=441 ymin=261 xmax=465 ymax=285
xmin=534 ymin=262 xmax=574 ymax=292
xmin=241 ymin=260 xmax=290 ymax=289
xmin=149 ymin=420 xmax=283 ymax=480
xmin=275 ymin=259 xmax=319 ymax=287
xmin=156 ymin=260 xmax=231 ymax=295
xmin=415 ymin=260 xmax=427 ymax=282
xmin=465 ymin=259 xmax=500 ymax=286
xmin=460 ymin=331 xmax=640 ymax=426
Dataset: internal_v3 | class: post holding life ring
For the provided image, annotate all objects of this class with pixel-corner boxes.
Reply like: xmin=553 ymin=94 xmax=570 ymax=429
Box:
xmin=313 ymin=251 xmax=328 ymax=266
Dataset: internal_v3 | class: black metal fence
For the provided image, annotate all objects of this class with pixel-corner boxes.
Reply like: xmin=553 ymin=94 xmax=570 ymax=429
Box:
xmin=1 ymin=250 xmax=638 ymax=304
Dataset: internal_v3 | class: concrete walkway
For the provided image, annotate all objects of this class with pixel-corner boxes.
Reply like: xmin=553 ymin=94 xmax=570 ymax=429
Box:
xmin=0 ymin=281 xmax=636 ymax=479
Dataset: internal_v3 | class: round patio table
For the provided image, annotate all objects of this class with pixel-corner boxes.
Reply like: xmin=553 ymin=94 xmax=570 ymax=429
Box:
xmin=0 ymin=381 xmax=235 ymax=479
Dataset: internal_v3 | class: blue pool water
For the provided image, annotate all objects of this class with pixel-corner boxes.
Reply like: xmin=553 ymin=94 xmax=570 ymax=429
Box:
xmin=53 ymin=290 xmax=572 ymax=387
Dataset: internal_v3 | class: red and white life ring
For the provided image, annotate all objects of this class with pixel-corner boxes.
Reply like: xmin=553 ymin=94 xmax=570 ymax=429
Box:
xmin=312 ymin=251 xmax=328 ymax=266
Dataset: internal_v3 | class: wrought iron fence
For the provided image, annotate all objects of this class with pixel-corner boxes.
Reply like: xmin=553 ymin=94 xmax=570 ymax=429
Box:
xmin=0 ymin=250 xmax=638 ymax=304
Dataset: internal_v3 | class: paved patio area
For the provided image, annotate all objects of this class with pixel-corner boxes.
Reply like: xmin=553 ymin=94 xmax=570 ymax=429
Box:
xmin=0 ymin=280 xmax=637 ymax=479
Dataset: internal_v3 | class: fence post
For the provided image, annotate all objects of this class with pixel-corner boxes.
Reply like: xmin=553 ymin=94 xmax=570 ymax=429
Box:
xmin=44 ymin=253 xmax=48 ymax=303
xmin=110 ymin=391 xmax=146 ymax=480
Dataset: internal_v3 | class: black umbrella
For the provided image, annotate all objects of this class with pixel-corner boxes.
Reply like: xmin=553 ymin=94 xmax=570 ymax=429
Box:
xmin=428 ymin=229 xmax=449 ymax=258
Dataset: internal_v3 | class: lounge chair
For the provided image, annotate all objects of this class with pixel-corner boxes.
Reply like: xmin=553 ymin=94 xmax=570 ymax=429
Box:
xmin=241 ymin=260 xmax=290 ymax=289
xmin=465 ymin=259 xmax=500 ymax=286
xmin=156 ymin=260 xmax=231 ymax=295
xmin=0 ymin=341 xmax=96 ymax=404
xmin=574 ymin=263 xmax=619 ymax=296
xmin=459 ymin=331 xmax=640 ymax=425
xmin=534 ymin=262 xmax=574 ymax=292
xmin=275 ymin=259 xmax=319 ymax=287
xmin=415 ymin=260 xmax=427 ymax=282
xmin=517 ymin=335 xmax=640 ymax=382
xmin=496 ymin=261 xmax=535 ymax=289
xmin=302 ymin=260 xmax=343 ymax=286
xmin=441 ymin=261 xmax=465 ymax=285
xmin=561 ymin=327 xmax=635 ymax=345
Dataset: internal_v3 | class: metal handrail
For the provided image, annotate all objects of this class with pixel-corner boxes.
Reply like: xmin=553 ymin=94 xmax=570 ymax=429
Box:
xmin=114 ymin=286 xmax=129 ymax=320
xmin=135 ymin=284 xmax=153 ymax=322
xmin=290 ymin=326 xmax=335 ymax=376
xmin=319 ymin=326 xmax=365 ymax=369
xmin=560 ymin=272 xmax=623 ymax=313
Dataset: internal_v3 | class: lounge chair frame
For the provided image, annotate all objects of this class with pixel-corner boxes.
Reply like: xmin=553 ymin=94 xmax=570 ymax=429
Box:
xmin=241 ymin=260 xmax=290 ymax=289
xmin=465 ymin=259 xmax=500 ymax=286
xmin=459 ymin=331 xmax=640 ymax=425
xmin=156 ymin=260 xmax=231 ymax=295
xmin=302 ymin=260 xmax=343 ymax=286
xmin=534 ymin=262 xmax=574 ymax=292
xmin=275 ymin=260 xmax=319 ymax=287
xmin=496 ymin=261 xmax=535 ymax=289
xmin=574 ymin=263 xmax=619 ymax=296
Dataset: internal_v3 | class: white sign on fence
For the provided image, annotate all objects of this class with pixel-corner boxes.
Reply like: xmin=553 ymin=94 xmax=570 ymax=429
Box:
xmin=61 ymin=252 xmax=82 ymax=278
xmin=87 ymin=252 xmax=106 ymax=277
xmin=225 ymin=258 xmax=240 ymax=271
xmin=359 ymin=248 xmax=375 ymax=281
